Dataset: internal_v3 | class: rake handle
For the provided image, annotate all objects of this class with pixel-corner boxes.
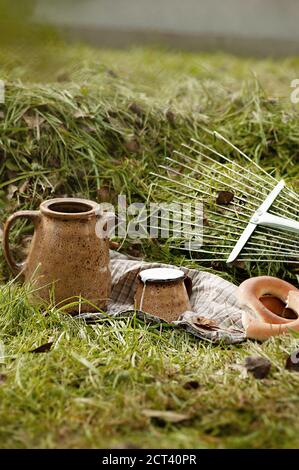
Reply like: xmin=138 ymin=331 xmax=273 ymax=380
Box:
xmin=254 ymin=212 xmax=299 ymax=235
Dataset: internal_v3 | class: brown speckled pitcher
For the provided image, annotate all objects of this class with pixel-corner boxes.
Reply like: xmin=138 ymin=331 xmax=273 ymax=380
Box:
xmin=134 ymin=267 xmax=192 ymax=322
xmin=3 ymin=198 xmax=111 ymax=313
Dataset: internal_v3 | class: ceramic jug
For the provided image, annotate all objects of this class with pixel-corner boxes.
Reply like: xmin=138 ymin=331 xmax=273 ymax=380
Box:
xmin=134 ymin=267 xmax=192 ymax=322
xmin=3 ymin=198 xmax=111 ymax=313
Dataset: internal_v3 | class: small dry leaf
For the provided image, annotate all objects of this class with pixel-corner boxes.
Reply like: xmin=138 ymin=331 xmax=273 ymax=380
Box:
xmin=244 ymin=355 xmax=271 ymax=379
xmin=232 ymin=260 xmax=246 ymax=269
xmin=82 ymin=125 xmax=96 ymax=133
xmin=211 ymin=261 xmax=224 ymax=271
xmin=285 ymin=350 xmax=299 ymax=372
xmin=106 ymin=69 xmax=118 ymax=78
xmin=0 ymin=373 xmax=7 ymax=384
xmin=73 ymin=109 xmax=89 ymax=119
xmin=128 ymin=102 xmax=144 ymax=117
xmin=193 ymin=316 xmax=218 ymax=330
xmin=30 ymin=340 xmax=54 ymax=354
xmin=183 ymin=380 xmax=200 ymax=390
xmin=23 ymin=112 xmax=45 ymax=129
xmin=7 ymin=184 xmax=18 ymax=200
xmin=216 ymin=191 xmax=234 ymax=205
xmin=109 ymin=241 xmax=120 ymax=250
xmin=166 ymin=110 xmax=176 ymax=125
xmin=56 ymin=72 xmax=70 ymax=82
xmin=127 ymin=241 xmax=143 ymax=258
xmin=142 ymin=409 xmax=190 ymax=423
xmin=19 ymin=180 xmax=29 ymax=194
xmin=127 ymin=249 xmax=142 ymax=258
xmin=97 ymin=185 xmax=114 ymax=203
xmin=125 ymin=138 xmax=140 ymax=153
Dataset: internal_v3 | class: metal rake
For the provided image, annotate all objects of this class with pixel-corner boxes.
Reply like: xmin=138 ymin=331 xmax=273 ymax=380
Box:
xmin=151 ymin=132 xmax=299 ymax=265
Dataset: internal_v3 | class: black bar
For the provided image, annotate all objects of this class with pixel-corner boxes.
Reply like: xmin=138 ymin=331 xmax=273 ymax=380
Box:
xmin=0 ymin=449 xmax=297 ymax=468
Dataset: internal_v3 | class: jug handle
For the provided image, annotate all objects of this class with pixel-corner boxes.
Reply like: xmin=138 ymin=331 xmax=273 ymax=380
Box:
xmin=3 ymin=210 xmax=40 ymax=274
xmin=184 ymin=276 xmax=193 ymax=298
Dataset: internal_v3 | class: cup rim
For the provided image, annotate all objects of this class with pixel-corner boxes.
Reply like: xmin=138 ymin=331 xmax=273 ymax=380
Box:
xmin=40 ymin=198 xmax=100 ymax=219
xmin=138 ymin=267 xmax=185 ymax=284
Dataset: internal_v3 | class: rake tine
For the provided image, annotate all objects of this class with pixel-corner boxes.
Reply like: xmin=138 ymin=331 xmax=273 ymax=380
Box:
xmin=169 ymin=246 xmax=299 ymax=264
xmin=157 ymin=166 xmax=254 ymax=219
xmin=181 ymin=144 xmax=298 ymax=218
xmin=213 ymin=131 xmax=299 ymax=206
xmin=155 ymin=179 xmax=299 ymax=243
xmin=177 ymin=147 xmax=265 ymax=200
xmin=171 ymin=245 xmax=299 ymax=263
xmin=152 ymin=179 xmax=299 ymax=261
xmin=150 ymin=215 xmax=299 ymax=251
xmin=171 ymin=242 xmax=299 ymax=257
xmin=254 ymin=225 xmax=299 ymax=245
xmin=188 ymin=138 xmax=275 ymax=191
xmin=189 ymin=138 xmax=299 ymax=217
xmin=237 ymin=259 xmax=299 ymax=263
xmin=157 ymin=185 xmax=249 ymax=225
xmin=167 ymin=155 xmax=257 ymax=208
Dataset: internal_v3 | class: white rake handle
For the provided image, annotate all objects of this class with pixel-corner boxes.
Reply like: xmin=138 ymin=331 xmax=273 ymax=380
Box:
xmin=253 ymin=212 xmax=299 ymax=234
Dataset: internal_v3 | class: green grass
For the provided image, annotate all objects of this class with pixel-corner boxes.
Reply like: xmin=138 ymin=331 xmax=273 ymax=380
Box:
xmin=1 ymin=282 xmax=299 ymax=448
xmin=1 ymin=41 xmax=299 ymax=448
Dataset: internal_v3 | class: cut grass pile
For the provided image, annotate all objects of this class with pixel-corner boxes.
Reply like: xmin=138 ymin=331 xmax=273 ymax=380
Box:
xmin=1 ymin=42 xmax=299 ymax=448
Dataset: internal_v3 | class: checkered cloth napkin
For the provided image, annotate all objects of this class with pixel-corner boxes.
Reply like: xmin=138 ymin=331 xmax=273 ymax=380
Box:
xmin=79 ymin=251 xmax=246 ymax=344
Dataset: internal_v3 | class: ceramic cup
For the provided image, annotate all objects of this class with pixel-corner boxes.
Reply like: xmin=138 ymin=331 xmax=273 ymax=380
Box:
xmin=134 ymin=267 xmax=192 ymax=322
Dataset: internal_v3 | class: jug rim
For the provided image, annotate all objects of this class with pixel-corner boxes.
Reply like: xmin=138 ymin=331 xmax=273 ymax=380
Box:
xmin=40 ymin=198 xmax=100 ymax=219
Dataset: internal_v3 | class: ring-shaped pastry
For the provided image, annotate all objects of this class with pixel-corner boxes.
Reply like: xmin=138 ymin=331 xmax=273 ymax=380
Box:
xmin=237 ymin=276 xmax=299 ymax=341
xmin=237 ymin=276 xmax=298 ymax=324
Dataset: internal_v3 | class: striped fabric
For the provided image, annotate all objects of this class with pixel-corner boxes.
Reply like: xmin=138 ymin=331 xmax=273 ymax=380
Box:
xmin=80 ymin=251 xmax=246 ymax=344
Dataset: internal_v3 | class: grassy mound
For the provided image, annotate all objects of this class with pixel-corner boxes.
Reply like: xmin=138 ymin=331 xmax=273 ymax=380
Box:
xmin=1 ymin=44 xmax=299 ymax=448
